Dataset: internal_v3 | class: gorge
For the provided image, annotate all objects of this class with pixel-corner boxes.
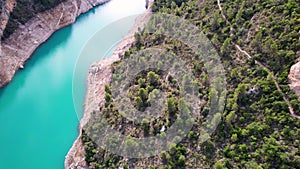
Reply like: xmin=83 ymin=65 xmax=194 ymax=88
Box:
xmin=0 ymin=0 xmax=146 ymax=168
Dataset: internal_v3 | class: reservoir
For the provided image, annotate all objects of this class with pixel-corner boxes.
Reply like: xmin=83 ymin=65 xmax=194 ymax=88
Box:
xmin=0 ymin=0 xmax=145 ymax=168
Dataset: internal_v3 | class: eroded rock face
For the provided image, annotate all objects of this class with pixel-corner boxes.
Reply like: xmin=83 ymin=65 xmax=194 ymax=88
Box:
xmin=0 ymin=0 xmax=16 ymax=59
xmin=0 ymin=0 xmax=16 ymax=38
xmin=0 ymin=0 xmax=110 ymax=88
xmin=289 ymin=61 xmax=300 ymax=99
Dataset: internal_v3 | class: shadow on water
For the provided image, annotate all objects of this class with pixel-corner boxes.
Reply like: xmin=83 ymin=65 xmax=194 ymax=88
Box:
xmin=90 ymin=7 xmax=97 ymax=14
xmin=0 ymin=26 xmax=73 ymax=104
xmin=76 ymin=2 xmax=109 ymax=22
xmin=0 ymin=87 xmax=4 ymax=98
xmin=27 ymin=26 xmax=73 ymax=68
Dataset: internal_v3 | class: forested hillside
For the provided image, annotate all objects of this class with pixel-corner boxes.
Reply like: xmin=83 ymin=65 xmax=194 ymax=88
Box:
xmin=82 ymin=0 xmax=300 ymax=168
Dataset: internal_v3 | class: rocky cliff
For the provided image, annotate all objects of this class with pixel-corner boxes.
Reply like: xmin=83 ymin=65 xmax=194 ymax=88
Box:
xmin=0 ymin=0 xmax=110 ymax=88
xmin=0 ymin=0 xmax=16 ymax=39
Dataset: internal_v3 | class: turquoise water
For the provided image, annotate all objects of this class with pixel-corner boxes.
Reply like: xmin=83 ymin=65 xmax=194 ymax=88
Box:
xmin=0 ymin=0 xmax=145 ymax=169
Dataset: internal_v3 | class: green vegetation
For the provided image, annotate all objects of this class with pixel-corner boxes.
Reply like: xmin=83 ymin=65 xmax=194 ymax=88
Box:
xmin=2 ymin=0 xmax=65 ymax=39
xmin=82 ymin=0 xmax=300 ymax=168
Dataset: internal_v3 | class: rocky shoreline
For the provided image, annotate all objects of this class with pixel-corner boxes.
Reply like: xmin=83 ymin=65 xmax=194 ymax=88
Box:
xmin=64 ymin=1 xmax=153 ymax=168
xmin=64 ymin=37 xmax=132 ymax=169
xmin=0 ymin=0 xmax=110 ymax=88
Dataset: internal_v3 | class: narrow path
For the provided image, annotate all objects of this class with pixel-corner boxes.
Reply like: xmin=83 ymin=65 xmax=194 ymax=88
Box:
xmin=217 ymin=0 xmax=300 ymax=119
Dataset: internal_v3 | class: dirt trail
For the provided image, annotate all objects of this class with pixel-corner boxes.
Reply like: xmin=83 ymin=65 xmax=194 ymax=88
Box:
xmin=217 ymin=0 xmax=300 ymax=119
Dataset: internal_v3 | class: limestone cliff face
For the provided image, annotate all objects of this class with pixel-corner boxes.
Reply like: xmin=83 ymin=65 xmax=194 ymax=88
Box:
xmin=0 ymin=0 xmax=110 ymax=88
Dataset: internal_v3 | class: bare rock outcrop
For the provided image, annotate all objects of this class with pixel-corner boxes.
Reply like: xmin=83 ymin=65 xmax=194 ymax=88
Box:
xmin=289 ymin=60 xmax=300 ymax=99
xmin=0 ymin=0 xmax=110 ymax=88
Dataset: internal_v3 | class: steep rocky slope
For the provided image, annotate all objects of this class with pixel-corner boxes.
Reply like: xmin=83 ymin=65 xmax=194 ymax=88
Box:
xmin=0 ymin=0 xmax=110 ymax=88
xmin=0 ymin=0 xmax=16 ymax=39
xmin=2 ymin=0 xmax=65 ymax=39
